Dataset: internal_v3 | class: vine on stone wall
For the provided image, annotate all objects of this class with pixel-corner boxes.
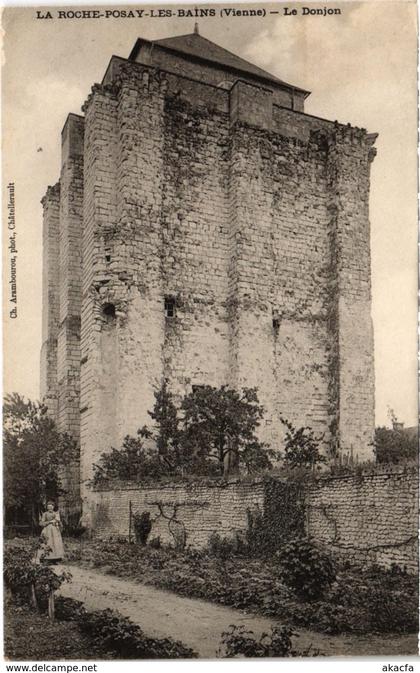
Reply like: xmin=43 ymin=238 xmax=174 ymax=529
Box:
xmin=246 ymin=478 xmax=306 ymax=556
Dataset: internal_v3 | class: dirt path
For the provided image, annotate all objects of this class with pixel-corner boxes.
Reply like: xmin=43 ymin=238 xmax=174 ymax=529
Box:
xmin=58 ymin=565 xmax=417 ymax=658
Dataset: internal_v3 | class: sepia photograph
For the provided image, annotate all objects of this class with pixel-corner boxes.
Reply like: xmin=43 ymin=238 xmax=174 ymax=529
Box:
xmin=2 ymin=0 xmax=418 ymax=664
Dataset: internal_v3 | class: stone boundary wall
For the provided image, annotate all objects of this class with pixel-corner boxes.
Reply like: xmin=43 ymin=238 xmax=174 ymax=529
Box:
xmin=91 ymin=468 xmax=418 ymax=573
xmin=306 ymin=468 xmax=418 ymax=573
xmin=90 ymin=480 xmax=265 ymax=549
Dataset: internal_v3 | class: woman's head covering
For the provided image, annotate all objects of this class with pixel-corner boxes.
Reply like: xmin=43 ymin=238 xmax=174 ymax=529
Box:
xmin=47 ymin=500 xmax=55 ymax=508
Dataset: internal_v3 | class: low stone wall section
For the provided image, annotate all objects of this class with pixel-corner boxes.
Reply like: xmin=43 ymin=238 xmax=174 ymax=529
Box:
xmin=90 ymin=480 xmax=265 ymax=549
xmin=91 ymin=467 xmax=418 ymax=573
xmin=306 ymin=468 xmax=418 ymax=573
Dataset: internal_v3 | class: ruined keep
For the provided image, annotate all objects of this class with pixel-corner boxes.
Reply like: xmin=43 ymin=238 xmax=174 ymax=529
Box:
xmin=40 ymin=30 xmax=377 ymax=512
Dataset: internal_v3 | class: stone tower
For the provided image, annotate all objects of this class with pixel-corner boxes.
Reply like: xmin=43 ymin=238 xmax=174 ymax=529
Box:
xmin=41 ymin=32 xmax=377 ymax=514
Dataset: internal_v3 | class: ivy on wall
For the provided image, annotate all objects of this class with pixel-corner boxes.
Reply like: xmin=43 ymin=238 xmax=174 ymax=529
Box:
xmin=246 ymin=478 xmax=306 ymax=555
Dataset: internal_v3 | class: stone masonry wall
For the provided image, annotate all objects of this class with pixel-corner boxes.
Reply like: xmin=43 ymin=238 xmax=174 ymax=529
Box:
xmin=77 ymin=60 xmax=376 ymax=489
xmin=134 ymin=44 xmax=299 ymax=109
xmin=91 ymin=469 xmax=418 ymax=573
xmin=42 ymin=49 xmax=378 ymax=511
xmin=327 ymin=128 xmax=376 ymax=455
xmin=56 ymin=114 xmax=84 ymax=509
xmin=91 ymin=480 xmax=265 ymax=548
xmin=57 ymin=114 xmax=84 ymax=443
xmin=40 ymin=183 xmax=61 ymax=418
xmin=307 ymin=468 xmax=418 ymax=573
xmin=80 ymin=83 xmax=119 ymax=502
xmin=103 ymin=56 xmax=229 ymax=114
xmin=160 ymin=91 xmax=231 ymax=401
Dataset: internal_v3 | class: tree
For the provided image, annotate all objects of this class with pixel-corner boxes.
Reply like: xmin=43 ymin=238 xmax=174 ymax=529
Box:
xmin=92 ymin=434 xmax=163 ymax=486
xmin=93 ymin=384 xmax=275 ymax=483
xmin=93 ymin=383 xmax=200 ymax=485
xmin=3 ymin=393 xmax=77 ymax=524
xmin=140 ymin=381 xmax=185 ymax=471
xmin=280 ymin=418 xmax=327 ymax=470
xmin=181 ymin=385 xmax=274 ymax=478
xmin=373 ymin=424 xmax=418 ymax=464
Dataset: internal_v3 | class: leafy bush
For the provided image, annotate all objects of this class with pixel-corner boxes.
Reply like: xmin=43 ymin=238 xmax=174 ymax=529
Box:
xmin=325 ymin=564 xmax=419 ymax=634
xmin=133 ymin=512 xmax=152 ymax=545
xmin=55 ymin=596 xmax=84 ymax=621
xmin=208 ymin=533 xmax=238 ymax=561
xmin=280 ymin=418 xmax=327 ymax=469
xmin=109 ymin=534 xmax=129 ymax=545
xmin=276 ymin=538 xmax=336 ymax=601
xmin=78 ymin=608 xmax=197 ymax=658
xmin=92 ymin=434 xmax=167 ymax=486
xmin=280 ymin=563 xmax=419 ymax=635
xmin=4 ymin=541 xmax=72 ymax=607
xmin=4 ymin=543 xmax=37 ymax=596
xmin=374 ymin=424 xmax=418 ymax=464
xmin=218 ymin=624 xmax=318 ymax=658
xmin=33 ymin=564 xmax=72 ymax=610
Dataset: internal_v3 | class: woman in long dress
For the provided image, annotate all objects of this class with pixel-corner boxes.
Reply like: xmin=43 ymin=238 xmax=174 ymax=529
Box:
xmin=39 ymin=501 xmax=65 ymax=563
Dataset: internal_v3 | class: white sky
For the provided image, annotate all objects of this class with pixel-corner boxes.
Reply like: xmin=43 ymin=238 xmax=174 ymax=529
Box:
xmin=2 ymin=1 xmax=418 ymax=427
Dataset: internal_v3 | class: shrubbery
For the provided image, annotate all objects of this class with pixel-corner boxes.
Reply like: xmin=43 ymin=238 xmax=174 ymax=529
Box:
xmin=208 ymin=532 xmax=241 ymax=560
xmin=4 ymin=542 xmax=37 ymax=596
xmin=280 ymin=418 xmax=327 ymax=469
xmin=218 ymin=624 xmax=318 ymax=658
xmin=133 ymin=511 xmax=152 ymax=545
xmin=276 ymin=538 xmax=336 ymax=601
xmin=72 ymin=538 xmax=418 ymax=636
xmin=55 ymin=596 xmax=84 ymax=621
xmin=4 ymin=541 xmax=71 ymax=606
xmin=373 ymin=424 xmax=418 ymax=464
xmin=78 ymin=608 xmax=197 ymax=658
xmin=320 ymin=564 xmax=419 ymax=634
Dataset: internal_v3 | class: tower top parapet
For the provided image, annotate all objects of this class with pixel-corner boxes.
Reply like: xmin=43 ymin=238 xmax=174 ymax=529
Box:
xmin=128 ymin=31 xmax=310 ymax=111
